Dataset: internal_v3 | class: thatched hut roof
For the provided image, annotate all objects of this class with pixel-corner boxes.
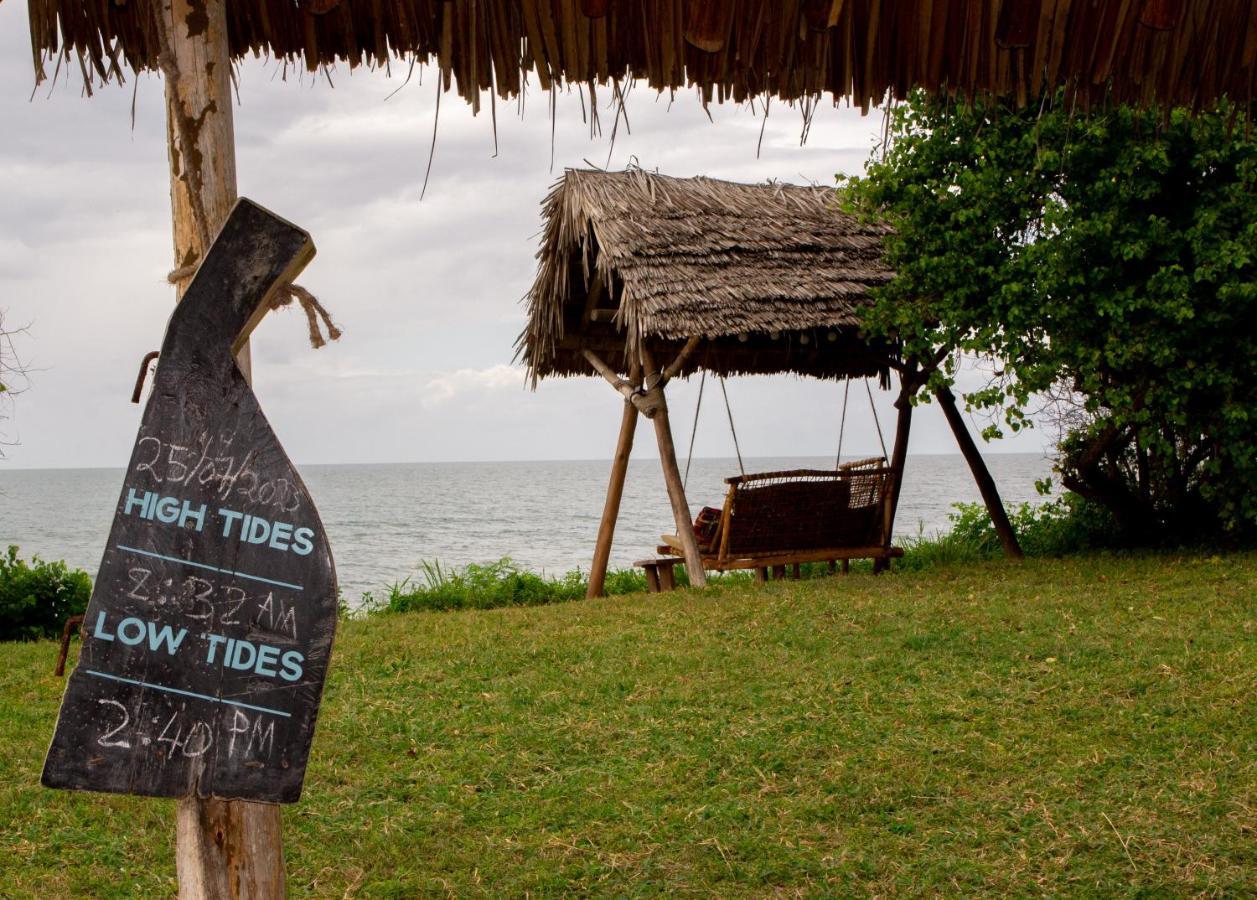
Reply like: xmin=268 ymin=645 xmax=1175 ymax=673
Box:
xmin=518 ymin=168 xmax=897 ymax=384
xmin=29 ymin=1 xmax=1257 ymax=113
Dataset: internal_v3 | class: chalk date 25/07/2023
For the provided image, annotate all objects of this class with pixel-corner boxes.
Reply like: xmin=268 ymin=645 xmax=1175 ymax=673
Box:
xmin=134 ymin=431 xmax=307 ymax=517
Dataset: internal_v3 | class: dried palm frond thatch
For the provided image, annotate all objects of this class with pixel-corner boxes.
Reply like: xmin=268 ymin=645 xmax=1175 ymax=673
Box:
xmin=518 ymin=168 xmax=897 ymax=384
xmin=28 ymin=1 xmax=1257 ymax=114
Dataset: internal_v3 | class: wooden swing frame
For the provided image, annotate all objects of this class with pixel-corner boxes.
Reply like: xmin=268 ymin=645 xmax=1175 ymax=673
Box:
xmin=583 ymin=337 xmax=1024 ymax=598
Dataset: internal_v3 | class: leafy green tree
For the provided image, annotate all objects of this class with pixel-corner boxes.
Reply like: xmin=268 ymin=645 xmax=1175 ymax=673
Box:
xmin=842 ymin=92 xmax=1257 ymax=541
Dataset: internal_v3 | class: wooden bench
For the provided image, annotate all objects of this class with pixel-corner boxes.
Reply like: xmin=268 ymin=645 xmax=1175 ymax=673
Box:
xmin=636 ymin=464 xmax=903 ymax=592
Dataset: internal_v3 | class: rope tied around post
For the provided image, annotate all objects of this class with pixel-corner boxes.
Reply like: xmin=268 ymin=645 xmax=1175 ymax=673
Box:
xmin=140 ymin=269 xmax=343 ymax=402
xmin=166 ymin=263 xmax=342 ymax=349
xmin=158 ymin=17 xmax=341 ymax=352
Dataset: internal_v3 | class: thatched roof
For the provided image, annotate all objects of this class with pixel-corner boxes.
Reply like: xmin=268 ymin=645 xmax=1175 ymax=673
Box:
xmin=29 ymin=1 xmax=1257 ymax=113
xmin=518 ymin=168 xmax=897 ymax=384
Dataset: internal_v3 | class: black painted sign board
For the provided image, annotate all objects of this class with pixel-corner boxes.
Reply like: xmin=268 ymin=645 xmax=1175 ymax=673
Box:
xmin=42 ymin=199 xmax=337 ymax=804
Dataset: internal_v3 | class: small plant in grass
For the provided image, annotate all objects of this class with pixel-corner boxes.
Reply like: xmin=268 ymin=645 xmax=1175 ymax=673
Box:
xmin=0 ymin=546 xmax=92 ymax=641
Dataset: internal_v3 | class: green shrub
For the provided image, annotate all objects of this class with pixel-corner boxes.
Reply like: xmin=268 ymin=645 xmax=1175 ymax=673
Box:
xmin=896 ymin=496 xmax=1123 ymax=571
xmin=0 ymin=546 xmax=92 ymax=641
xmin=377 ymin=557 xmax=756 ymax=614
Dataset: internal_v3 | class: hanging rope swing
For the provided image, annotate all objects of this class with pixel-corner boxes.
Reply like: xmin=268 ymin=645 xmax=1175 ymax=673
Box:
xmin=682 ymin=370 xmax=706 ymax=490
xmin=834 ymin=377 xmax=851 ymax=467
xmin=834 ymin=376 xmax=889 ymax=469
xmin=719 ymin=376 xmax=746 ymax=479
xmin=682 ymin=370 xmax=749 ymax=489
xmin=865 ymin=378 xmax=890 ymax=462
xmin=653 ymin=368 xmax=905 ymax=589
xmin=684 ymin=371 xmax=889 ymax=484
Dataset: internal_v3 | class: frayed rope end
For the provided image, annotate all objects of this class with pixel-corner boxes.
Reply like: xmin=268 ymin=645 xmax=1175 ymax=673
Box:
xmin=167 ymin=263 xmax=342 ymax=350
xmin=271 ymin=283 xmax=343 ymax=349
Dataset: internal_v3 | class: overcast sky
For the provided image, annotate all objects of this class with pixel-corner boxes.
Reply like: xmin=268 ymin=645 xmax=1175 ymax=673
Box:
xmin=0 ymin=0 xmax=1052 ymax=470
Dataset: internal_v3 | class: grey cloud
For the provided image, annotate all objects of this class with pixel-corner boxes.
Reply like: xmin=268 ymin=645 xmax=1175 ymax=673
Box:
xmin=0 ymin=0 xmax=1050 ymax=470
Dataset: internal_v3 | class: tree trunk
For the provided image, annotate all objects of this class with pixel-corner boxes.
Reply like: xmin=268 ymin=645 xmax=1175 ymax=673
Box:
xmin=162 ymin=0 xmax=285 ymax=895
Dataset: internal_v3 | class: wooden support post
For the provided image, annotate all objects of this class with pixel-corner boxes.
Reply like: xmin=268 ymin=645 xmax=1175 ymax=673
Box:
xmin=662 ymin=336 xmax=703 ymax=382
xmin=935 ymin=385 xmax=1024 ymax=559
xmin=640 ymin=344 xmax=707 ymax=588
xmin=582 ymin=349 xmax=663 ymax=418
xmin=888 ymin=373 xmax=915 ymax=525
xmin=177 ymin=799 xmax=284 ymax=899
xmin=876 ymin=371 xmax=916 ymax=574
xmin=161 ymin=1 xmax=285 ymax=895
xmin=588 ymin=365 xmax=640 ymax=599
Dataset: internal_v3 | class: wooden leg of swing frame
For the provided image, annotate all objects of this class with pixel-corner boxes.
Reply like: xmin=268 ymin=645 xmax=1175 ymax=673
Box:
xmin=935 ymin=385 xmax=1024 ymax=560
xmin=888 ymin=374 xmax=914 ymax=529
xmin=641 ymin=344 xmax=707 ymax=589
xmin=589 ymin=390 xmax=639 ymax=599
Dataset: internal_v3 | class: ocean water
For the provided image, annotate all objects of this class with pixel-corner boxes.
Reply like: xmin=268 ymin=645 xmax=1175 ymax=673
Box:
xmin=0 ymin=454 xmax=1052 ymax=604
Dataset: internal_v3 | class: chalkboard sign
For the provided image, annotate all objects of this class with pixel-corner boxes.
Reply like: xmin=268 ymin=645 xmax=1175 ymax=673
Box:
xmin=42 ymin=200 xmax=337 ymax=804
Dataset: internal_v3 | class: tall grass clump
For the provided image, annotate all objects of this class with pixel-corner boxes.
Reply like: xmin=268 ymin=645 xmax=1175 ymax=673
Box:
xmin=377 ymin=559 xmax=583 ymax=613
xmin=373 ymin=558 xmax=757 ymax=614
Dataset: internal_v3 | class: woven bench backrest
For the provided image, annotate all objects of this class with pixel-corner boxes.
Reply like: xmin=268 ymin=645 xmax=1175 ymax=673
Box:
xmin=722 ymin=469 xmax=891 ymax=558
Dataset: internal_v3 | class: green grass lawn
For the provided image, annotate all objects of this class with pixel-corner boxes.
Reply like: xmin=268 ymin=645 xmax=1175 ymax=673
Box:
xmin=2 ymin=553 xmax=1255 ymax=896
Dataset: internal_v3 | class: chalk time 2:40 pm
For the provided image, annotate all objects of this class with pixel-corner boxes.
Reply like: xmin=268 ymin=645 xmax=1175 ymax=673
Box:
xmin=94 ymin=699 xmax=276 ymax=767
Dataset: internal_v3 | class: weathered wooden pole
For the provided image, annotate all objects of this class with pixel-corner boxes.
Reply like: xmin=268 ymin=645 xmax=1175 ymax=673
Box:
xmin=887 ymin=374 xmax=915 ymax=526
xmin=588 ymin=364 xmax=641 ymax=598
xmin=935 ymin=385 xmax=1024 ymax=559
xmin=160 ymin=0 xmax=237 ymax=293
xmin=876 ymin=372 xmax=916 ymax=573
xmin=160 ymin=0 xmax=286 ymax=895
xmin=582 ymin=349 xmax=664 ymax=417
xmin=640 ymin=344 xmax=707 ymax=588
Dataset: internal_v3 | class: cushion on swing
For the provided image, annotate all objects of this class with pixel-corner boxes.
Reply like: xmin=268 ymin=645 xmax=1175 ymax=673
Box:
xmin=693 ymin=506 xmax=722 ymax=552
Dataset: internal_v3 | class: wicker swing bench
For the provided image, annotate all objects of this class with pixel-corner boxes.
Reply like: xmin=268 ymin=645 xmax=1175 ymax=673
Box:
xmin=636 ymin=458 xmax=903 ymax=592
